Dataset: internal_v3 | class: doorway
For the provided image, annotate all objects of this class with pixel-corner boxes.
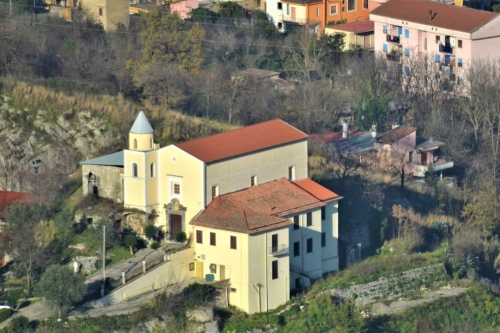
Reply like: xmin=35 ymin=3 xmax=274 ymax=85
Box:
xmin=170 ymin=214 xmax=182 ymax=240
xmin=196 ymin=261 xmax=204 ymax=279
xmin=220 ymin=265 xmax=225 ymax=280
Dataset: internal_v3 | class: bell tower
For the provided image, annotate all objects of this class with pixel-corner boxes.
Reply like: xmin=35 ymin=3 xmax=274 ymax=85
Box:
xmin=129 ymin=111 xmax=155 ymax=151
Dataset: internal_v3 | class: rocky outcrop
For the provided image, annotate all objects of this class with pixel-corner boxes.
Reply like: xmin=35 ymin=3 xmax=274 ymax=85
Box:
xmin=0 ymin=95 xmax=121 ymax=191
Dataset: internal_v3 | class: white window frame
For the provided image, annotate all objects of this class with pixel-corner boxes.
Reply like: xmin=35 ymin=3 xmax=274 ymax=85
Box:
xmin=330 ymin=4 xmax=338 ymax=14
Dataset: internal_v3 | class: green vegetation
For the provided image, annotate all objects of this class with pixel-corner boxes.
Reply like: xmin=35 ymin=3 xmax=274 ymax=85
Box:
xmin=0 ymin=309 xmax=11 ymax=323
xmin=175 ymin=231 xmax=187 ymax=243
xmin=150 ymin=242 xmax=161 ymax=250
xmin=35 ymin=265 xmax=86 ymax=318
xmin=368 ymin=286 xmax=500 ymax=333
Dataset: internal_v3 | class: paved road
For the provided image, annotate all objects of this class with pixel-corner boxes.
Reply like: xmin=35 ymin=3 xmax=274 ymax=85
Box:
xmin=0 ymin=242 xmax=185 ymax=329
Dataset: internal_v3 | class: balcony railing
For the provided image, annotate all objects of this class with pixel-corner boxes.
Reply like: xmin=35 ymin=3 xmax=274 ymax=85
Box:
xmin=414 ymin=158 xmax=454 ymax=177
xmin=386 ymin=52 xmax=401 ymax=62
xmin=279 ymin=14 xmax=307 ymax=25
xmin=439 ymin=44 xmax=454 ymax=54
xmin=269 ymin=244 xmax=289 ymax=256
xmin=386 ymin=35 xmax=400 ymax=44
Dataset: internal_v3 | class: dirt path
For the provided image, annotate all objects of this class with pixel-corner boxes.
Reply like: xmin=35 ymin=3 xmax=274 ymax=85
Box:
xmin=371 ymin=287 xmax=467 ymax=316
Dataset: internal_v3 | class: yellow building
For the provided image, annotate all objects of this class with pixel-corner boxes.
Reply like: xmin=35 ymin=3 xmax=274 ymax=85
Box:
xmin=324 ymin=20 xmax=375 ymax=51
xmin=82 ymin=111 xmax=342 ymax=313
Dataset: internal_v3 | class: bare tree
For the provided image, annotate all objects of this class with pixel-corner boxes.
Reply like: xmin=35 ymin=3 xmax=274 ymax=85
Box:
xmin=320 ymin=145 xmax=364 ymax=194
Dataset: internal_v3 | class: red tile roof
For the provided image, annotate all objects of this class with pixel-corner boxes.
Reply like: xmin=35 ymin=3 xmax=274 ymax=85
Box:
xmin=370 ymin=1 xmax=497 ymax=33
xmin=176 ymin=119 xmax=308 ymax=163
xmin=377 ymin=126 xmax=416 ymax=144
xmin=326 ymin=20 xmax=374 ymax=33
xmin=294 ymin=179 xmax=341 ymax=201
xmin=191 ymin=178 xmax=339 ymax=234
xmin=0 ymin=191 xmax=34 ymax=219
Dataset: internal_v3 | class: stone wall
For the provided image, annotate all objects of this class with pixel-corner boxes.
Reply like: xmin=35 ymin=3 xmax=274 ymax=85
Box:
xmin=82 ymin=164 xmax=123 ymax=202
xmin=327 ymin=264 xmax=447 ymax=306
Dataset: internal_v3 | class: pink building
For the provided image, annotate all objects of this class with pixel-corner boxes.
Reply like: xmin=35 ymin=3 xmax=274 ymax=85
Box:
xmin=370 ymin=1 xmax=500 ymax=84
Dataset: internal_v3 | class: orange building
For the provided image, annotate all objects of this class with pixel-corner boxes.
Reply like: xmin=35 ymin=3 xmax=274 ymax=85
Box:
xmin=277 ymin=0 xmax=369 ymax=35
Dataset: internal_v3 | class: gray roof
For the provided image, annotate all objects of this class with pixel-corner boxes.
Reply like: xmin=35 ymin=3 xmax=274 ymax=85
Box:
xmin=334 ymin=132 xmax=375 ymax=154
xmin=130 ymin=111 xmax=154 ymax=134
xmin=80 ymin=151 xmax=124 ymax=167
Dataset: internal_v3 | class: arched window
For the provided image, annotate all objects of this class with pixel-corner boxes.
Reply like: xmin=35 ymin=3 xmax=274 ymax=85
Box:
xmin=150 ymin=163 xmax=155 ymax=177
xmin=150 ymin=138 xmax=153 ymax=149
xmin=132 ymin=163 xmax=138 ymax=177
xmin=134 ymin=139 xmax=137 ymax=149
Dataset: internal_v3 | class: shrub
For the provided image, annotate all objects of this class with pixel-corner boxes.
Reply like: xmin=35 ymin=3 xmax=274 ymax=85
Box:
xmin=9 ymin=315 xmax=30 ymax=331
xmin=145 ymin=225 xmax=156 ymax=239
xmin=150 ymin=242 xmax=161 ymax=250
xmin=0 ymin=308 xmax=11 ymax=323
xmin=175 ymin=232 xmax=187 ymax=243
xmin=182 ymin=283 xmax=215 ymax=308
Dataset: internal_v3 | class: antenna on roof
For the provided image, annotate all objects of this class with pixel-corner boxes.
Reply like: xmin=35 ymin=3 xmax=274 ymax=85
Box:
xmin=429 ymin=10 xmax=433 ymax=21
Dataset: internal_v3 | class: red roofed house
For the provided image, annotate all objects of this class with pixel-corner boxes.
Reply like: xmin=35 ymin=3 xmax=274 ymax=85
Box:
xmin=81 ymin=112 xmax=342 ymax=313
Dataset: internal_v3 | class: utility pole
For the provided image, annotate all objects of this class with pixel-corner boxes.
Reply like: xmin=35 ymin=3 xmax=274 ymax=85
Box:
xmin=9 ymin=0 xmax=12 ymax=15
xmin=101 ymin=225 xmax=106 ymax=298
xmin=206 ymin=76 xmax=210 ymax=119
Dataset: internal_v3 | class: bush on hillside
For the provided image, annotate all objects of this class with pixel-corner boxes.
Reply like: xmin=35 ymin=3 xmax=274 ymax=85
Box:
xmin=0 ymin=308 xmax=12 ymax=323
xmin=150 ymin=242 xmax=161 ymax=250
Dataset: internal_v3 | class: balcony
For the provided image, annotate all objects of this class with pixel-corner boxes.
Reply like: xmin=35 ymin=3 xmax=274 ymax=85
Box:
xmin=439 ymin=44 xmax=454 ymax=54
xmin=386 ymin=34 xmax=400 ymax=44
xmin=413 ymin=158 xmax=454 ymax=177
xmin=386 ymin=52 xmax=401 ymax=62
xmin=279 ymin=14 xmax=307 ymax=25
xmin=269 ymin=244 xmax=289 ymax=256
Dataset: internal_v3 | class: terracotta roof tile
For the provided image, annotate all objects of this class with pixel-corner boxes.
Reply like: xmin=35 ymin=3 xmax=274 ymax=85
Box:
xmin=377 ymin=126 xmax=416 ymax=144
xmin=294 ymin=179 xmax=341 ymax=201
xmin=0 ymin=191 xmax=34 ymax=219
xmin=370 ymin=1 xmax=497 ymax=33
xmin=191 ymin=178 xmax=339 ymax=234
xmin=176 ymin=119 xmax=308 ymax=163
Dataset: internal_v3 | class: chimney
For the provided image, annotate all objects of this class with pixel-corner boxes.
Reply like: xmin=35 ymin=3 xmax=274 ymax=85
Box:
xmin=342 ymin=121 xmax=349 ymax=138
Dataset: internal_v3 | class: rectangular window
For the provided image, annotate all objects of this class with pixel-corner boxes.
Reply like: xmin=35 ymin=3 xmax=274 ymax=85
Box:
xmin=272 ymin=234 xmax=278 ymax=251
xmin=409 ymin=151 xmax=414 ymax=163
xmin=277 ymin=1 xmax=282 ymax=9
xmin=383 ymin=44 xmax=388 ymax=52
xmin=435 ymin=54 xmax=441 ymax=62
xmin=321 ymin=207 xmax=326 ymax=220
xmin=330 ymin=4 xmax=337 ymax=14
xmin=251 ymin=175 xmax=257 ymax=186
xmin=196 ymin=230 xmax=203 ymax=244
xmin=288 ymin=166 xmax=295 ymax=181
xmin=307 ymin=238 xmax=313 ymax=253
xmin=404 ymin=48 xmax=409 ymax=57
xmin=174 ymin=183 xmax=180 ymax=195
xmin=212 ymin=185 xmax=219 ymax=200
xmin=294 ymin=241 xmax=300 ymax=256
xmin=230 ymin=236 xmax=237 ymax=249
xmin=436 ymin=35 xmax=440 ymax=44
xmin=210 ymin=232 xmax=216 ymax=246
xmin=98 ymin=7 xmax=102 ymax=15
xmin=307 ymin=212 xmax=312 ymax=226
xmin=316 ymin=7 xmax=320 ymax=16
xmin=383 ymin=25 xmax=387 ymax=33
xmin=404 ymin=29 xmax=409 ymax=38
xmin=189 ymin=262 xmax=195 ymax=271
xmin=424 ymin=37 xmax=427 ymax=51
xmin=293 ymin=216 xmax=299 ymax=230
xmin=286 ymin=4 xmax=289 ymax=15
xmin=458 ymin=58 xmax=463 ymax=67
xmin=347 ymin=0 xmax=355 ymax=11
xmin=458 ymin=39 xmax=462 ymax=48
xmin=272 ymin=260 xmax=278 ymax=279
xmin=404 ymin=66 xmax=410 ymax=75
xmin=363 ymin=0 xmax=368 ymax=9
xmin=321 ymin=232 xmax=326 ymax=247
